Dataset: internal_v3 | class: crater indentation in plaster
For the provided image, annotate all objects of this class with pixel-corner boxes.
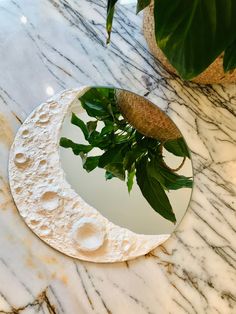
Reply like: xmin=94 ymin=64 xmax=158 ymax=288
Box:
xmin=39 ymin=159 xmax=47 ymax=167
xmin=14 ymin=152 xmax=29 ymax=166
xmin=37 ymin=112 xmax=50 ymax=124
xmin=30 ymin=219 xmax=40 ymax=225
xmin=72 ymin=217 xmax=105 ymax=252
xmin=21 ymin=129 xmax=30 ymax=138
xmin=41 ymin=191 xmax=59 ymax=212
xmin=15 ymin=186 xmax=22 ymax=193
xmin=39 ymin=224 xmax=52 ymax=236
xmin=49 ymin=102 xmax=58 ymax=109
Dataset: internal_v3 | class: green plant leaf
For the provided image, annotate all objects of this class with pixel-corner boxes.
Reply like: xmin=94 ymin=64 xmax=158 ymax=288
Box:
xmin=98 ymin=143 xmax=127 ymax=168
xmin=135 ymin=131 xmax=144 ymax=142
xmin=138 ymin=137 xmax=160 ymax=150
xmin=106 ymin=0 xmax=118 ymax=44
xmin=223 ymin=39 xmax=236 ymax=72
xmin=71 ymin=112 xmax=89 ymax=140
xmin=164 ymin=137 xmax=190 ymax=158
xmin=60 ymin=137 xmax=92 ymax=155
xmin=80 ymin=91 xmax=109 ymax=118
xmin=80 ymin=88 xmax=118 ymax=120
xmin=127 ymin=169 xmax=135 ymax=193
xmin=83 ymin=156 xmax=100 ymax=172
xmin=87 ymin=121 xmax=97 ymax=137
xmin=136 ymin=156 xmax=176 ymax=223
xmin=105 ymin=163 xmax=125 ymax=180
xmin=136 ymin=0 xmax=151 ymax=13
xmin=101 ymin=124 xmax=114 ymax=136
xmin=81 ymin=100 xmax=108 ymax=118
xmin=88 ymin=131 xmax=112 ymax=149
xmin=123 ymin=147 xmax=146 ymax=171
xmin=154 ymin=0 xmax=236 ymax=80
xmin=149 ymin=158 xmax=193 ymax=190
xmin=105 ymin=171 xmax=114 ymax=180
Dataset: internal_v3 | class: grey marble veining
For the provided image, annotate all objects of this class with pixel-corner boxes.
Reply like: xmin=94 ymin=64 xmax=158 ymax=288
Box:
xmin=0 ymin=0 xmax=236 ymax=313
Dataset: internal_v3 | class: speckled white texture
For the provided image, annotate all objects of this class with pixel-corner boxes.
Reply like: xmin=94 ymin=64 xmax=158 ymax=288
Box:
xmin=9 ymin=87 xmax=170 ymax=263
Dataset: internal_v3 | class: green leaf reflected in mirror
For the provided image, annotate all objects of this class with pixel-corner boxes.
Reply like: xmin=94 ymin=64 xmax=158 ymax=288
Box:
xmin=60 ymin=87 xmax=193 ymax=224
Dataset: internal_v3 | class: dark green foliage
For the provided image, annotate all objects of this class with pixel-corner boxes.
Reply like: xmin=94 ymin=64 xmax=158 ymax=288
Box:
xmin=106 ymin=0 xmax=236 ymax=79
xmin=60 ymin=88 xmax=192 ymax=222
xmin=136 ymin=0 xmax=151 ymax=13
xmin=223 ymin=39 xmax=236 ymax=72
xmin=164 ymin=137 xmax=190 ymax=158
xmin=136 ymin=156 xmax=176 ymax=222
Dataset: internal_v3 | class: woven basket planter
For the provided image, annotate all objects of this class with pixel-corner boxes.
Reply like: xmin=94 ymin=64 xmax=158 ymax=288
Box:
xmin=116 ymin=90 xmax=182 ymax=141
xmin=143 ymin=3 xmax=236 ymax=84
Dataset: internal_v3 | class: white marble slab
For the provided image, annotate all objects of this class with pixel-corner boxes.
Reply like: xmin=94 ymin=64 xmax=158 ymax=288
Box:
xmin=0 ymin=0 xmax=235 ymax=313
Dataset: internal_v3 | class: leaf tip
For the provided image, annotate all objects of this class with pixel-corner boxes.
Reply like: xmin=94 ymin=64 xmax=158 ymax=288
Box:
xmin=171 ymin=214 xmax=177 ymax=224
xmin=59 ymin=137 xmax=67 ymax=147
xmin=106 ymin=33 xmax=111 ymax=45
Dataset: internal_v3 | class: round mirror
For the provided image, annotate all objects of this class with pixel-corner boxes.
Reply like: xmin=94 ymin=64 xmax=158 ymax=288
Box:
xmin=9 ymin=87 xmax=193 ymax=262
xmin=59 ymin=87 xmax=193 ymax=236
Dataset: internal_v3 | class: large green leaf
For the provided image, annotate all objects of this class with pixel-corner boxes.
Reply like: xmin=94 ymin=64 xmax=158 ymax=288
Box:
xmin=60 ymin=138 xmax=92 ymax=155
xmin=81 ymin=100 xmax=108 ymax=118
xmin=136 ymin=157 xmax=176 ymax=223
xmin=223 ymin=39 xmax=236 ymax=72
xmin=149 ymin=158 xmax=193 ymax=190
xmin=80 ymin=88 xmax=118 ymax=119
xmin=164 ymin=137 xmax=190 ymax=158
xmin=154 ymin=0 xmax=236 ymax=80
xmin=71 ymin=113 xmax=89 ymax=140
xmin=136 ymin=0 xmax=151 ymax=13
xmin=80 ymin=90 xmax=109 ymax=118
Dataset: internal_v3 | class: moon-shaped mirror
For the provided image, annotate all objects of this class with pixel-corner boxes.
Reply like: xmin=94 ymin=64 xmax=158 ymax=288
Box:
xmin=9 ymin=87 xmax=193 ymax=263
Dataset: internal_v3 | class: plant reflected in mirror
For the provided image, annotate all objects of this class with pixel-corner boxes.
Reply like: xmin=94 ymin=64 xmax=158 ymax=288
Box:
xmin=60 ymin=87 xmax=193 ymax=230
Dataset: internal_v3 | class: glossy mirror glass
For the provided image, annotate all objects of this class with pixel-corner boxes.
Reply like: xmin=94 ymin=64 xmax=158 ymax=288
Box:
xmin=59 ymin=87 xmax=193 ymax=236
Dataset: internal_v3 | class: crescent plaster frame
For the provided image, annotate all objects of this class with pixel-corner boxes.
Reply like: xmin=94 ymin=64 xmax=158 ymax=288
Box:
xmin=9 ymin=87 xmax=170 ymax=263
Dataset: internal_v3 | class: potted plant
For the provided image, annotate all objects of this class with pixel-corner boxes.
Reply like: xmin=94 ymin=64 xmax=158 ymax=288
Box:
xmin=106 ymin=0 xmax=236 ymax=84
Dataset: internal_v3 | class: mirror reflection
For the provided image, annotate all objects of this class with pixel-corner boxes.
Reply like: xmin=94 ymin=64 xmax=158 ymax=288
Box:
xmin=60 ymin=87 xmax=193 ymax=235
